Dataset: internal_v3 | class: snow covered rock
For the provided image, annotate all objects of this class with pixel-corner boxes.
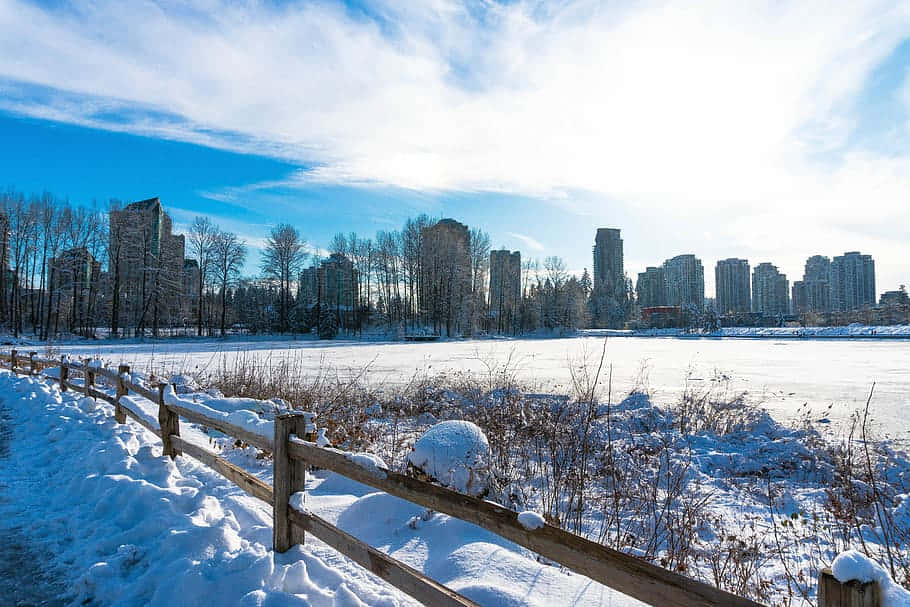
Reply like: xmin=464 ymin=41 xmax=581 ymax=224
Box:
xmin=832 ymin=550 xmax=910 ymax=607
xmin=407 ymin=420 xmax=490 ymax=497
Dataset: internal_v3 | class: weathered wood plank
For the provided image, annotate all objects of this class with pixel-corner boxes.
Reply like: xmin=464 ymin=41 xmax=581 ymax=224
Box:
xmin=818 ymin=568 xmax=882 ymax=607
xmin=288 ymin=508 xmax=478 ymax=607
xmin=87 ymin=387 xmax=118 ymax=406
xmin=273 ymin=413 xmax=309 ymax=552
xmin=158 ymin=384 xmax=181 ymax=459
xmin=118 ymin=400 xmax=163 ymax=438
xmin=84 ymin=365 xmax=121 ymax=383
xmin=287 ymin=438 xmax=763 ymax=607
xmin=125 ymin=380 xmax=162 ymax=405
xmin=164 ymin=401 xmax=274 ymax=452
xmin=170 ymin=436 xmax=273 ymax=504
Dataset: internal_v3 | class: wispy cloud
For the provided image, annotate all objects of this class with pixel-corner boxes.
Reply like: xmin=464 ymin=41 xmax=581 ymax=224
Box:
xmin=2 ymin=0 xmax=910 ymax=288
xmin=507 ymin=231 xmax=545 ymax=251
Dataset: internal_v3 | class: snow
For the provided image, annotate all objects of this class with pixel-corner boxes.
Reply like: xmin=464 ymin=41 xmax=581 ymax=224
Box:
xmin=0 ymin=369 xmax=652 ymax=606
xmin=407 ymin=420 xmax=490 ymax=497
xmin=53 ymin=334 xmax=910 ymax=437
xmin=832 ymin=550 xmax=910 ymax=607
xmin=309 ymin=479 xmax=646 ymax=607
xmin=517 ymin=511 xmax=546 ymax=530
xmin=0 ymin=371 xmax=407 ymax=606
xmin=344 ymin=451 xmax=389 ymax=479
xmin=163 ymin=386 xmax=275 ymax=443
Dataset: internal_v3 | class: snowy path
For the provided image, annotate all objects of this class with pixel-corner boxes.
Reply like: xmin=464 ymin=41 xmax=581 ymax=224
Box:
xmin=0 ymin=371 xmax=409 ymax=606
xmin=0 ymin=401 xmax=66 ymax=606
xmin=0 ymin=370 xmax=644 ymax=606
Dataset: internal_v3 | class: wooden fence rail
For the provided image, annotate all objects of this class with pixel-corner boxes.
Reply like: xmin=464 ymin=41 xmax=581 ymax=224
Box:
xmin=0 ymin=351 xmax=879 ymax=607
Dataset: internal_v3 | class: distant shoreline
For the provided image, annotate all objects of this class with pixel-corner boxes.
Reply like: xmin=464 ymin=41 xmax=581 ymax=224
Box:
xmin=4 ymin=324 xmax=910 ymax=347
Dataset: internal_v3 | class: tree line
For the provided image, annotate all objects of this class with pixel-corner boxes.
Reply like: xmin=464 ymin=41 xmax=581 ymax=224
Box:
xmin=0 ymin=188 xmax=633 ymax=340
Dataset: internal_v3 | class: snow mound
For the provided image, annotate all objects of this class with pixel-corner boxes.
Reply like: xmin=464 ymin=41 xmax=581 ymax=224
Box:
xmin=408 ymin=420 xmax=490 ymax=497
xmin=832 ymin=550 xmax=910 ymax=607
xmin=517 ymin=511 xmax=546 ymax=530
xmin=170 ymin=374 xmax=200 ymax=394
xmin=77 ymin=396 xmax=97 ymax=413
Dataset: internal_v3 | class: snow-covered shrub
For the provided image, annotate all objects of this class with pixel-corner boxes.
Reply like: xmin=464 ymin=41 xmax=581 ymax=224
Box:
xmin=170 ymin=374 xmax=200 ymax=394
xmin=407 ymin=420 xmax=490 ymax=497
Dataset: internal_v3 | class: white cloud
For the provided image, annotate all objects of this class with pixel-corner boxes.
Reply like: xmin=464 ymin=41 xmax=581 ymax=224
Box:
xmin=1 ymin=0 xmax=910 ymax=290
xmin=507 ymin=231 xmax=545 ymax=251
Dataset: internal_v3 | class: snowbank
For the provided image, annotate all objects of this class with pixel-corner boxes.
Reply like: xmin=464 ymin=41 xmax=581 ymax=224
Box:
xmin=407 ymin=420 xmax=490 ymax=497
xmin=0 ymin=371 xmax=405 ymax=606
xmin=0 ymin=369 xmax=652 ymax=606
xmin=832 ymin=551 xmax=910 ymax=607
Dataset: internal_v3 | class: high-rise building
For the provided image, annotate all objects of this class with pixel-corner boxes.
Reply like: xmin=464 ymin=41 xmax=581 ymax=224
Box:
xmin=663 ymin=254 xmax=705 ymax=310
xmin=489 ymin=249 xmax=521 ymax=333
xmin=50 ymin=247 xmax=102 ymax=330
xmin=109 ymin=197 xmax=186 ymax=334
xmin=714 ymin=258 xmax=750 ymax=315
xmin=791 ymin=281 xmax=809 ymax=315
xmin=298 ymin=253 xmax=359 ymax=311
xmin=419 ymin=219 xmax=472 ymax=335
xmin=636 ymin=266 xmax=667 ymax=308
xmin=830 ymin=251 xmax=875 ymax=311
xmin=797 ymin=255 xmax=832 ymax=314
xmin=880 ymin=288 xmax=909 ymax=307
xmin=592 ymin=228 xmax=624 ymax=295
xmin=752 ymin=263 xmax=789 ymax=316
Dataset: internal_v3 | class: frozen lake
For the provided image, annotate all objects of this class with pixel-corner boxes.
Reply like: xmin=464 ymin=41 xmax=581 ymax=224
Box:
xmin=57 ymin=335 xmax=910 ymax=441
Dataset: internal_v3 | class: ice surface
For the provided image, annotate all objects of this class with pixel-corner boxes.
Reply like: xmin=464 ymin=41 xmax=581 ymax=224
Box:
xmin=54 ymin=334 xmax=910 ymax=435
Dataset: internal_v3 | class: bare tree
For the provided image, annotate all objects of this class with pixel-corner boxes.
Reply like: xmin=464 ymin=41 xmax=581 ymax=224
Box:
xmin=261 ymin=223 xmax=307 ymax=332
xmin=188 ymin=216 xmax=217 ymax=336
xmin=210 ymin=230 xmax=246 ymax=336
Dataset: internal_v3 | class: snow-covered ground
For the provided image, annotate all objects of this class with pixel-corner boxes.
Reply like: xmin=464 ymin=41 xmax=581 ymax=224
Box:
xmin=0 ymin=370 xmax=648 ymax=606
xmin=50 ymin=335 xmax=910 ymax=440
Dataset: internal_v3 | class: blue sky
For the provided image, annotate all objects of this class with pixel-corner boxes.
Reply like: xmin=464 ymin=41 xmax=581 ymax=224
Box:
xmin=1 ymin=0 xmax=910 ymax=295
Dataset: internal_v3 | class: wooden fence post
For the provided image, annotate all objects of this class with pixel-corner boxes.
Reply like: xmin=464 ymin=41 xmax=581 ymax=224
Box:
xmin=157 ymin=383 xmax=181 ymax=460
xmin=60 ymin=358 xmax=68 ymax=391
xmin=114 ymin=364 xmax=129 ymax=424
xmin=84 ymin=359 xmax=94 ymax=398
xmin=10 ymin=349 xmax=17 ymax=374
xmin=818 ymin=568 xmax=882 ymax=607
xmin=273 ymin=412 xmax=309 ymax=552
xmin=29 ymin=351 xmax=37 ymax=375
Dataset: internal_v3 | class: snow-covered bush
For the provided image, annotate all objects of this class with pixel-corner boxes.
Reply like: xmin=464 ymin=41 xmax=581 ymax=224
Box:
xmin=170 ymin=374 xmax=200 ymax=394
xmin=407 ymin=420 xmax=491 ymax=497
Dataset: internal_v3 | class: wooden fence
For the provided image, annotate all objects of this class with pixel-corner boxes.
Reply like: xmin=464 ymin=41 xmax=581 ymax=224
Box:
xmin=0 ymin=349 xmax=879 ymax=607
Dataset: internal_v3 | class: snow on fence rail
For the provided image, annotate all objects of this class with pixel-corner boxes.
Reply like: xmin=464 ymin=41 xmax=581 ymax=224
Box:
xmin=0 ymin=349 xmax=881 ymax=607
